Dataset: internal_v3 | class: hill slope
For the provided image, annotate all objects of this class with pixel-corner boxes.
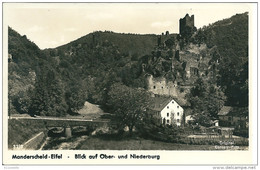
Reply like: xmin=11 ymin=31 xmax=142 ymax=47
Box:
xmin=57 ymin=31 xmax=159 ymax=58
xmin=8 ymin=27 xmax=45 ymax=115
xmin=8 ymin=12 xmax=248 ymax=117
xmin=199 ymin=12 xmax=248 ymax=106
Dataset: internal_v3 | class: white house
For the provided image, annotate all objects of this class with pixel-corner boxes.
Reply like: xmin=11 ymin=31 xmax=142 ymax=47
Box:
xmin=150 ymin=97 xmax=184 ymax=126
xmin=185 ymin=115 xmax=195 ymax=124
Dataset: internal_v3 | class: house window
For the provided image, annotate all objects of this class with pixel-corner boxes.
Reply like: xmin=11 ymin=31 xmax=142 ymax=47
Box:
xmin=167 ymin=120 xmax=169 ymax=123
xmin=172 ymin=101 xmax=174 ymax=104
xmin=153 ymin=86 xmax=156 ymax=89
xmin=177 ymin=119 xmax=180 ymax=123
xmin=167 ymin=106 xmax=169 ymax=109
xmin=177 ymin=106 xmax=179 ymax=109
xmin=167 ymin=113 xmax=169 ymax=117
xmin=177 ymin=112 xmax=179 ymax=116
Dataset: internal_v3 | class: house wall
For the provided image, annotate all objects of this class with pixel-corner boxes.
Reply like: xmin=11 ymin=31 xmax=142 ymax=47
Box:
xmin=185 ymin=115 xmax=195 ymax=124
xmin=160 ymin=99 xmax=184 ymax=126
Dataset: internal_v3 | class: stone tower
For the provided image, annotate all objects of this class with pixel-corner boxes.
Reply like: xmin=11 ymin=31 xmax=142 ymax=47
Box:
xmin=179 ymin=14 xmax=196 ymax=38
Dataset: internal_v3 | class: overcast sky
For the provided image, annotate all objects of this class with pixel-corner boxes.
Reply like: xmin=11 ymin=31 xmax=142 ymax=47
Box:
xmin=4 ymin=3 xmax=252 ymax=49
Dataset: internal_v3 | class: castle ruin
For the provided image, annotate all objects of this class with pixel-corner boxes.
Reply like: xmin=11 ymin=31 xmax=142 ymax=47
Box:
xmin=179 ymin=14 xmax=197 ymax=38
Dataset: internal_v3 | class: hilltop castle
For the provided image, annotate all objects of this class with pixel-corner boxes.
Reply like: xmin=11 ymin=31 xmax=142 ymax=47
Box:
xmin=179 ymin=14 xmax=197 ymax=38
xmin=144 ymin=14 xmax=218 ymax=108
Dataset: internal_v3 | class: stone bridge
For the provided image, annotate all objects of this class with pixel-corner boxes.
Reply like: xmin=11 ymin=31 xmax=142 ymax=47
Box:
xmin=10 ymin=116 xmax=110 ymax=137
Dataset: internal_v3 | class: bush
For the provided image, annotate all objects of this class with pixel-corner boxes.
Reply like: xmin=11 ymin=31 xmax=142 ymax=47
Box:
xmin=233 ymin=129 xmax=249 ymax=138
xmin=139 ymin=123 xmax=181 ymax=143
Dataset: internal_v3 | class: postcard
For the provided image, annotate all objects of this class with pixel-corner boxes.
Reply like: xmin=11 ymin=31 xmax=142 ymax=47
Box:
xmin=2 ymin=2 xmax=258 ymax=166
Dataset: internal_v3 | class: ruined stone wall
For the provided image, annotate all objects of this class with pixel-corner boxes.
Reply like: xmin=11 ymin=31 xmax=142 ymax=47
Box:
xmin=147 ymin=74 xmax=178 ymax=97
xmin=146 ymin=74 xmax=190 ymax=107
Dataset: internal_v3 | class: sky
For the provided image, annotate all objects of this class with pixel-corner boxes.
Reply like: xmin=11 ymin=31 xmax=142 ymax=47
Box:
xmin=4 ymin=3 xmax=252 ymax=49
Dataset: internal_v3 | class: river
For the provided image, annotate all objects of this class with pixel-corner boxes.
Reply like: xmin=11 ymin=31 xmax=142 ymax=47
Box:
xmin=42 ymin=135 xmax=89 ymax=150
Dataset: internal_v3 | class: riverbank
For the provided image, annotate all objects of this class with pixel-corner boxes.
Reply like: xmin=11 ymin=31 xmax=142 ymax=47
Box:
xmin=43 ymin=136 xmax=89 ymax=150
xmin=43 ymin=136 xmax=248 ymax=150
xmin=8 ymin=118 xmax=47 ymax=149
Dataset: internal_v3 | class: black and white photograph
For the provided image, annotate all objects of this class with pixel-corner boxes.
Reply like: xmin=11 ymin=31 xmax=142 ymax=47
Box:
xmin=2 ymin=2 xmax=257 ymax=166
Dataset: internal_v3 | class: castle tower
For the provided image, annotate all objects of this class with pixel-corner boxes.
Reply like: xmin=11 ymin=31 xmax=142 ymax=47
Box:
xmin=179 ymin=14 xmax=196 ymax=38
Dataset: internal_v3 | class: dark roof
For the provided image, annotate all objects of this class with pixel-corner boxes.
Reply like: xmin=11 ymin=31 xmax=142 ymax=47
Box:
xmin=150 ymin=97 xmax=172 ymax=111
xmin=152 ymin=76 xmax=166 ymax=82
xmin=149 ymin=96 xmax=185 ymax=111
xmin=218 ymin=106 xmax=248 ymax=117
xmin=218 ymin=106 xmax=232 ymax=116
xmin=172 ymin=97 xmax=189 ymax=107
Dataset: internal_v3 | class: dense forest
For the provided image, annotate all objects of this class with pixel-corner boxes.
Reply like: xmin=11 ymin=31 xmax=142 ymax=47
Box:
xmin=8 ymin=12 xmax=248 ymax=125
xmin=193 ymin=12 xmax=248 ymax=107
xmin=8 ymin=27 xmax=150 ymax=116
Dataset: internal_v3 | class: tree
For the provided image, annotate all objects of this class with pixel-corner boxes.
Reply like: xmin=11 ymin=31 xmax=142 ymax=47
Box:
xmin=193 ymin=29 xmax=206 ymax=45
xmin=187 ymin=78 xmax=226 ymax=126
xmin=165 ymin=37 xmax=175 ymax=48
xmin=65 ymin=79 xmax=88 ymax=115
xmin=12 ymin=89 xmax=33 ymax=114
xmin=106 ymin=83 xmax=151 ymax=134
xmin=29 ymin=65 xmax=67 ymax=117
xmin=217 ymin=58 xmax=248 ymax=107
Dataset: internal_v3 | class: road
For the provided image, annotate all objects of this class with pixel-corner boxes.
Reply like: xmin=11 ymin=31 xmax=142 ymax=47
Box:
xmin=9 ymin=114 xmax=110 ymax=128
xmin=9 ymin=116 xmax=94 ymax=122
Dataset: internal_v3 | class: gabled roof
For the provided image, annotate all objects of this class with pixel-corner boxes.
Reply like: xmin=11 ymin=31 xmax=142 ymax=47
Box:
xmin=150 ymin=96 xmax=183 ymax=112
xmin=218 ymin=106 xmax=232 ymax=116
xmin=150 ymin=97 xmax=172 ymax=111
xmin=152 ymin=76 xmax=166 ymax=82
xmin=218 ymin=106 xmax=248 ymax=117
xmin=172 ymin=96 xmax=190 ymax=107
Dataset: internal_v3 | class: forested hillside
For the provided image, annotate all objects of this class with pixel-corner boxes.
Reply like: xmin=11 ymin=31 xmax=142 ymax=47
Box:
xmin=8 ymin=27 xmax=46 ymax=115
xmin=57 ymin=31 xmax=158 ymax=59
xmin=8 ymin=27 xmax=150 ymax=116
xmin=8 ymin=12 xmax=248 ymax=119
xmin=193 ymin=12 xmax=248 ymax=107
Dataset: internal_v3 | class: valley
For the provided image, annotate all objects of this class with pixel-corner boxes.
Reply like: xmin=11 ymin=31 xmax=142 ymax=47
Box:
xmin=8 ymin=12 xmax=249 ymax=150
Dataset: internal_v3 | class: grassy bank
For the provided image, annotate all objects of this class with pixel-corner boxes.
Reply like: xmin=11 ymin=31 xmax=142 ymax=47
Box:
xmin=8 ymin=119 xmax=47 ymax=149
xmin=75 ymin=136 xmax=248 ymax=150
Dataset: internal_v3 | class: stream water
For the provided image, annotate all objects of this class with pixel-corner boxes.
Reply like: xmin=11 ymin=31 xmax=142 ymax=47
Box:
xmin=42 ymin=135 xmax=89 ymax=150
